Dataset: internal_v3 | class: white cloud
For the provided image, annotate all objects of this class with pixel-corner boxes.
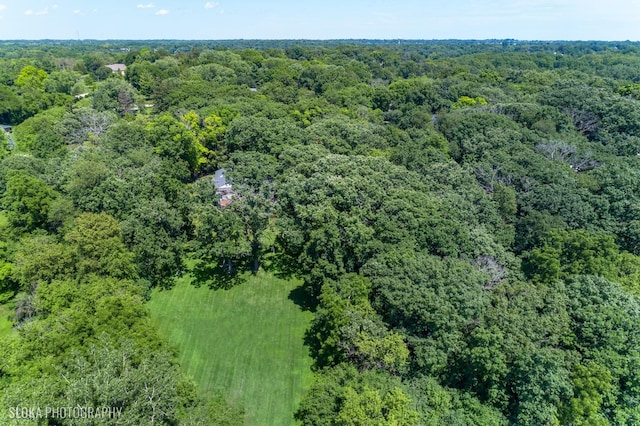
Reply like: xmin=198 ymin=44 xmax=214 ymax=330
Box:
xmin=25 ymin=8 xmax=49 ymax=16
xmin=205 ymin=2 xmax=219 ymax=9
xmin=137 ymin=3 xmax=155 ymax=8
xmin=0 ymin=5 xmax=6 ymax=11
xmin=155 ymin=9 xmax=169 ymax=15
xmin=52 ymin=4 xmax=59 ymax=9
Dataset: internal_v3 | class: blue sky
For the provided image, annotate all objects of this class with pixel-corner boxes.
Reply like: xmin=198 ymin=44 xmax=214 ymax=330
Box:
xmin=0 ymin=1 xmax=639 ymax=40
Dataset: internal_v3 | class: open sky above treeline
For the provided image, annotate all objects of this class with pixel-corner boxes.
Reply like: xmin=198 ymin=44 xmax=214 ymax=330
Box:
xmin=0 ymin=0 xmax=639 ymax=41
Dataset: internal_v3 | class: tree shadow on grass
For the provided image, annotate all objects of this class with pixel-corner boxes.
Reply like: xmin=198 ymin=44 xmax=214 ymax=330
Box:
xmin=261 ymin=251 xmax=299 ymax=281
xmin=288 ymin=281 xmax=318 ymax=313
xmin=191 ymin=260 xmax=247 ymax=290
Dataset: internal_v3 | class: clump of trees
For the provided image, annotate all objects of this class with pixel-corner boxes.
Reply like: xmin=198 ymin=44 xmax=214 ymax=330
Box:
xmin=2 ymin=39 xmax=640 ymax=424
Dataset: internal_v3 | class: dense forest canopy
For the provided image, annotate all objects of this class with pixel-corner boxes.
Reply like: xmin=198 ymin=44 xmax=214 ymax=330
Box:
xmin=1 ymin=39 xmax=640 ymax=424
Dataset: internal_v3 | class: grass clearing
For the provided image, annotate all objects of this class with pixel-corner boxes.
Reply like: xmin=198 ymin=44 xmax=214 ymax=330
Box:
xmin=0 ymin=301 xmax=15 ymax=339
xmin=147 ymin=270 xmax=314 ymax=425
xmin=0 ymin=211 xmax=15 ymax=339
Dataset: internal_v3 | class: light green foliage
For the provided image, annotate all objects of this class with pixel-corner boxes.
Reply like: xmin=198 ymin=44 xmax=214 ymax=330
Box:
xmin=336 ymin=386 xmax=417 ymax=426
xmin=407 ymin=375 xmax=507 ymax=425
xmin=296 ymin=364 xmax=418 ymax=426
xmin=181 ymin=110 xmax=214 ymax=169
xmin=309 ymin=274 xmax=409 ymax=373
xmin=11 ymin=234 xmax=74 ymax=291
xmin=12 ymin=65 xmax=51 ymax=119
xmin=64 ymin=212 xmax=138 ymax=280
xmin=2 ymin=169 xmax=58 ymax=232
xmin=12 ymin=107 xmax=66 ymax=157
xmin=451 ymin=95 xmax=488 ymax=110
xmin=180 ymin=108 xmax=239 ymax=172
xmin=559 ymin=363 xmax=613 ymax=426
xmin=526 ymin=229 xmax=640 ymax=293
xmin=618 ymin=83 xmax=640 ymax=98
xmin=15 ymin=65 xmax=48 ymax=91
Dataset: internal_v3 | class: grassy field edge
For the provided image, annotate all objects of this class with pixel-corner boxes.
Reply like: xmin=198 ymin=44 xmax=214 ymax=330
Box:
xmin=147 ymin=269 xmax=314 ymax=425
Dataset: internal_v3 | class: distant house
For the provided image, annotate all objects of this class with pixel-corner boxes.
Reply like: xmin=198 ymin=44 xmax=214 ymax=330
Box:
xmin=105 ymin=63 xmax=127 ymax=75
xmin=1 ymin=124 xmax=14 ymax=149
xmin=214 ymin=168 xmax=236 ymax=207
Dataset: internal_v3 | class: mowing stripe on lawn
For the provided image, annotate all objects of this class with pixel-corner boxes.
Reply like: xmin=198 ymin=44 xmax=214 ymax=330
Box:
xmin=147 ymin=271 xmax=314 ymax=425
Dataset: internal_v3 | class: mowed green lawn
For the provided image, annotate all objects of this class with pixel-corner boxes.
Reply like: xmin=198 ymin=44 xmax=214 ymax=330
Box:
xmin=0 ymin=302 xmax=14 ymax=339
xmin=147 ymin=271 xmax=314 ymax=425
xmin=0 ymin=211 xmax=15 ymax=339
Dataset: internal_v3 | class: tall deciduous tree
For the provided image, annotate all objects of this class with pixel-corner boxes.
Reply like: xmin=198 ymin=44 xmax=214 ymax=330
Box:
xmin=64 ymin=212 xmax=137 ymax=280
xmin=2 ymin=169 xmax=57 ymax=233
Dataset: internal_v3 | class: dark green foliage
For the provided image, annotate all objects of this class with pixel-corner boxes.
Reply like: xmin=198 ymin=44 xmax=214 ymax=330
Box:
xmin=92 ymin=77 xmax=138 ymax=114
xmin=146 ymin=113 xmax=200 ymax=178
xmin=363 ymin=250 xmax=491 ymax=376
xmin=225 ymin=115 xmax=304 ymax=154
xmin=3 ymin=40 xmax=640 ymax=425
xmin=305 ymin=115 xmax=387 ymax=155
xmin=121 ymin=197 xmax=184 ymax=289
xmin=0 ymin=84 xmax=23 ymax=123
xmin=561 ymin=276 xmax=640 ymax=424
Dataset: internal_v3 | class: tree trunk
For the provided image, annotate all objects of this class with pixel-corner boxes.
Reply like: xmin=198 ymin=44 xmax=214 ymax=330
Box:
xmin=251 ymin=239 xmax=260 ymax=274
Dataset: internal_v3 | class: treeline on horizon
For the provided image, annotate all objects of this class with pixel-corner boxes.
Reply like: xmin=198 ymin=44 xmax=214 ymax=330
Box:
xmin=1 ymin=39 xmax=640 ymax=424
